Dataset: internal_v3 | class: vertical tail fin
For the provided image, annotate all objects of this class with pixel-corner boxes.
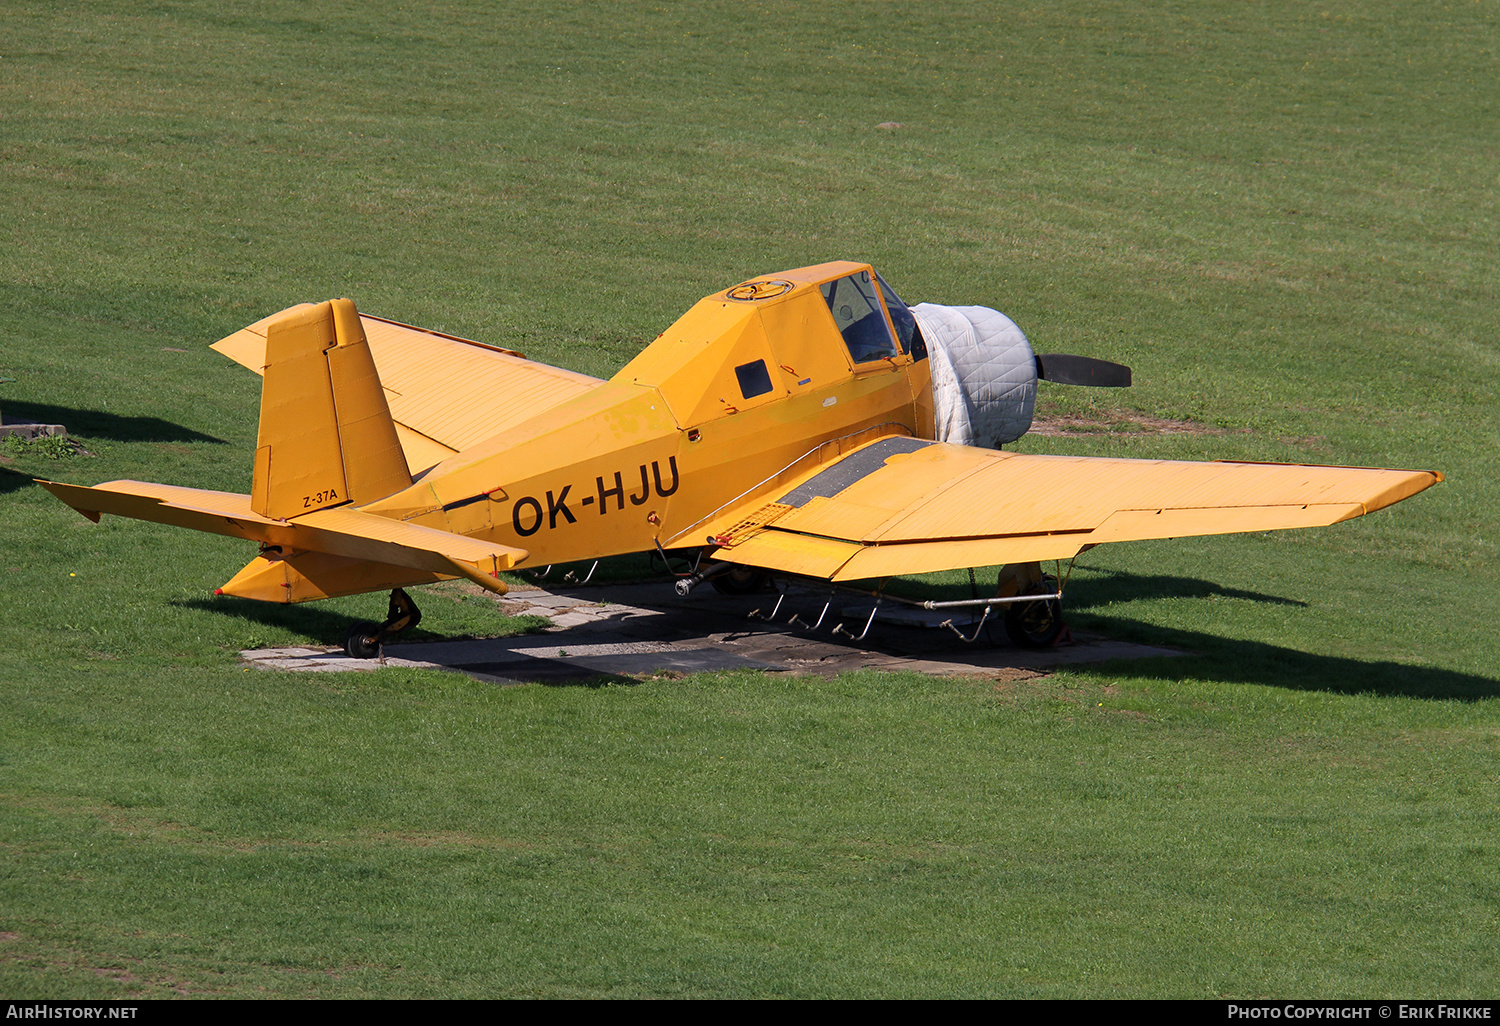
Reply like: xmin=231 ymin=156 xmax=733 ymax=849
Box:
xmin=251 ymin=299 xmax=412 ymax=519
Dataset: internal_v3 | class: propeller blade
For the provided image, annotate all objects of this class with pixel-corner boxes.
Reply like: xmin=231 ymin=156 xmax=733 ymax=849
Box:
xmin=1034 ymin=354 xmax=1132 ymax=387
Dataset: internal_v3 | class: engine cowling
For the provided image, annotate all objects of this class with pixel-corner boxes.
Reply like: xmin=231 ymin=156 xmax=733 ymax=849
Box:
xmin=911 ymin=303 xmax=1037 ymax=448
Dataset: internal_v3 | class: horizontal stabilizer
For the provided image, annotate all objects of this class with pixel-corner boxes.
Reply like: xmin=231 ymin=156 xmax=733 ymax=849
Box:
xmin=39 ymin=479 xmax=527 ymax=593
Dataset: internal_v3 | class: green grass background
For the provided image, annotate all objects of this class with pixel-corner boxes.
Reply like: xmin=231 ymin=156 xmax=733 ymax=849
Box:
xmin=1 ymin=0 xmax=1497 ymax=998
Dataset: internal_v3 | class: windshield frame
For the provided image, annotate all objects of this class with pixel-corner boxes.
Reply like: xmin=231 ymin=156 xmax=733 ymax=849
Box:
xmin=819 ymin=269 xmax=902 ymax=366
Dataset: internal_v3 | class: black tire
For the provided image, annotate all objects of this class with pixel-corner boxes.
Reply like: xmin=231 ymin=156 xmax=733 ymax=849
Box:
xmin=343 ymin=621 xmax=381 ymax=659
xmin=1004 ymin=577 xmax=1065 ymax=649
xmin=710 ymin=566 xmax=770 ymax=595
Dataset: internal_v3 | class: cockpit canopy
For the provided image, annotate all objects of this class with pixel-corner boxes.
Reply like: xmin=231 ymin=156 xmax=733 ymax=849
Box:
xmin=618 ymin=261 xmax=927 ymax=429
xmin=817 ymin=268 xmax=925 ymax=365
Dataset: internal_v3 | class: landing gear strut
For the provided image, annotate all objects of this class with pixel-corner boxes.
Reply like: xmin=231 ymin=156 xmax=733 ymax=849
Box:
xmin=342 ymin=588 xmax=423 ymax=659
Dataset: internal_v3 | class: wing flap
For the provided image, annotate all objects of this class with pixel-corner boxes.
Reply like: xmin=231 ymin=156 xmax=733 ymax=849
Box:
xmin=716 ymin=531 xmax=862 ymax=579
xmin=832 ymin=534 xmax=1095 ymax=581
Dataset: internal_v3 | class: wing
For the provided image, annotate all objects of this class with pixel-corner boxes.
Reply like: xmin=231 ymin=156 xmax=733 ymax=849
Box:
xmin=213 ymin=308 xmax=603 ymax=473
xmin=680 ymin=435 xmax=1441 ymax=581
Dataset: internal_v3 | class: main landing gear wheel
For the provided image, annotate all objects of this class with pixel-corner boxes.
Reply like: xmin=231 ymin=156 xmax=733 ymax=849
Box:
xmin=342 ymin=588 xmax=423 ymax=658
xmin=710 ymin=566 xmax=770 ymax=595
xmin=1004 ymin=575 xmax=1065 ymax=649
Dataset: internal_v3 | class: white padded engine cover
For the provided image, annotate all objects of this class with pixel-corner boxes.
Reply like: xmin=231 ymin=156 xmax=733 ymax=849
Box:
xmin=911 ymin=303 xmax=1037 ymax=448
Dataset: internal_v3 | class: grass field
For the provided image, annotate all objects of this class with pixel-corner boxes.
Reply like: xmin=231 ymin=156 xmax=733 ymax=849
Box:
xmin=2 ymin=0 xmax=1497 ymax=999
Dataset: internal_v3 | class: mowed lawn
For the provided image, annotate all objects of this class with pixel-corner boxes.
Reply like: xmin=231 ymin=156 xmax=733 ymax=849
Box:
xmin=1 ymin=1 xmax=1497 ymax=998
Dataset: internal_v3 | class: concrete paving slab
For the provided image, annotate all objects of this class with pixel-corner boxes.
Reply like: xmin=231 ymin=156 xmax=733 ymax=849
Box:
xmin=566 ymin=648 xmax=783 ymax=676
xmin=545 ymin=612 xmax=594 ymax=628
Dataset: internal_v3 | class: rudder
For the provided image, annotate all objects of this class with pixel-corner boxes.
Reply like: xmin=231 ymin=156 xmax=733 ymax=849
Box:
xmin=252 ymin=299 xmax=412 ymax=519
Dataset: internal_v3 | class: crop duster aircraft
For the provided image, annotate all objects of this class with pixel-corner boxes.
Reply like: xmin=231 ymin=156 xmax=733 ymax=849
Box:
xmin=41 ymin=261 xmax=1441 ymax=655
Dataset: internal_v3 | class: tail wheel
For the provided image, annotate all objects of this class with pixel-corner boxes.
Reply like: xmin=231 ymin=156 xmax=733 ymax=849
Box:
xmin=1004 ymin=575 xmax=1065 ymax=649
xmin=341 ymin=588 xmax=422 ymax=658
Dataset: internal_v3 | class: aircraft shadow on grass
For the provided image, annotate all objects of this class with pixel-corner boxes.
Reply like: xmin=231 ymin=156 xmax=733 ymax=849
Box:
xmin=899 ymin=569 xmax=1494 ymax=701
xmin=1063 ymin=566 xmax=1309 ymax=610
xmin=0 ymin=466 xmax=36 ymax=496
xmin=1076 ymin=616 xmax=1500 ymax=702
xmin=182 ymin=568 xmax=1497 ymax=701
xmin=2 ymin=401 xmax=226 ymax=444
xmin=177 ymin=595 xmax=505 ymax=651
xmin=177 ymin=595 xmax=364 ymax=643
xmin=175 ymin=595 xmax=638 ymax=689
xmin=1053 ymin=569 xmax=1497 ymax=702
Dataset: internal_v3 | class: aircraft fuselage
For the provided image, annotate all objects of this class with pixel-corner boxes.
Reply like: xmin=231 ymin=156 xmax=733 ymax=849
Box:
xmin=364 ymin=260 xmax=932 ymax=567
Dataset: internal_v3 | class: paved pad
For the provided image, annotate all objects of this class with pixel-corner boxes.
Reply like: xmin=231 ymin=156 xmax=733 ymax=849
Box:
xmin=241 ymin=579 xmax=1181 ymax=684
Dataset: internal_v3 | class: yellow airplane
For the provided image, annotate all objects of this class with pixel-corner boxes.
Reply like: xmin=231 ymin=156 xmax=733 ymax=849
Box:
xmin=41 ymin=261 xmax=1441 ymax=655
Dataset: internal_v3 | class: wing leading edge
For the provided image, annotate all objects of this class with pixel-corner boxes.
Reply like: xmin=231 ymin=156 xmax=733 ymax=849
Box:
xmin=686 ymin=436 xmax=1442 ymax=582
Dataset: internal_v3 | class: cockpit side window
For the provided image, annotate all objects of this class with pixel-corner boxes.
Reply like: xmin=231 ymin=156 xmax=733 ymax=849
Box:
xmin=820 ymin=270 xmax=900 ymax=364
xmin=875 ymin=272 xmax=925 ymax=360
